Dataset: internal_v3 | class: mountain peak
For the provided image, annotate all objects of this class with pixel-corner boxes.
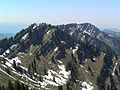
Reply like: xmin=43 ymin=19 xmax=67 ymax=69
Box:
xmin=0 ymin=22 xmax=120 ymax=90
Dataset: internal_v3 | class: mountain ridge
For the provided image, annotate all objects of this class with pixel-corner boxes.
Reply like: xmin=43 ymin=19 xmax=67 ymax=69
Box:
xmin=103 ymin=29 xmax=120 ymax=42
xmin=0 ymin=22 xmax=120 ymax=90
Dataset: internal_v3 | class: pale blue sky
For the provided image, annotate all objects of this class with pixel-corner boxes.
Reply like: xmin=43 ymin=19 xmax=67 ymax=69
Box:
xmin=0 ymin=0 xmax=120 ymax=32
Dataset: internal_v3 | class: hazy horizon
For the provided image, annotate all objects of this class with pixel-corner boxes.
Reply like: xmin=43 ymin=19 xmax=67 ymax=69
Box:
xmin=0 ymin=0 xmax=120 ymax=33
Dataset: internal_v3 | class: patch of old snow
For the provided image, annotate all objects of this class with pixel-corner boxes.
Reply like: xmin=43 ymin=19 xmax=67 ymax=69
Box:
xmin=20 ymin=65 xmax=28 ymax=71
xmin=39 ymin=65 xmax=70 ymax=88
xmin=55 ymin=76 xmax=65 ymax=85
xmin=58 ymin=60 xmax=62 ymax=64
xmin=58 ymin=65 xmax=70 ymax=78
xmin=50 ymin=70 xmax=58 ymax=75
xmin=61 ymin=41 xmax=66 ymax=44
xmin=80 ymin=65 xmax=83 ymax=68
xmin=72 ymin=46 xmax=78 ymax=54
xmin=10 ymin=44 xmax=18 ymax=49
xmin=81 ymin=81 xmax=94 ymax=90
xmin=54 ymin=47 xmax=58 ymax=52
xmin=77 ymin=25 xmax=80 ymax=29
xmin=112 ymin=62 xmax=118 ymax=75
xmin=3 ymin=49 xmax=10 ymax=56
xmin=81 ymin=35 xmax=85 ymax=41
xmin=39 ymin=70 xmax=57 ymax=88
xmin=85 ymin=59 xmax=88 ymax=62
xmin=43 ymin=70 xmax=53 ymax=80
xmin=12 ymin=57 xmax=21 ymax=64
xmin=85 ymin=70 xmax=88 ymax=73
xmin=89 ymin=82 xmax=93 ymax=85
xmin=6 ymin=49 xmax=10 ymax=53
xmin=33 ymin=23 xmax=39 ymax=29
xmin=33 ymin=26 xmax=36 ymax=29
xmin=0 ymin=55 xmax=4 ymax=58
xmin=1 ymin=64 xmax=7 ymax=68
xmin=29 ymin=53 xmax=32 ymax=55
xmin=93 ymin=58 xmax=96 ymax=61
xmin=47 ymin=30 xmax=51 ymax=34
xmin=5 ymin=61 xmax=12 ymax=67
xmin=18 ymin=52 xmax=25 ymax=55
xmin=70 ymin=32 xmax=73 ymax=35
xmin=4 ymin=56 xmax=22 ymax=70
xmin=108 ymin=34 xmax=113 ymax=37
xmin=103 ymin=53 xmax=106 ymax=56
xmin=70 ymin=47 xmax=72 ymax=50
xmin=21 ymin=33 xmax=28 ymax=40
xmin=83 ymin=30 xmax=91 ymax=36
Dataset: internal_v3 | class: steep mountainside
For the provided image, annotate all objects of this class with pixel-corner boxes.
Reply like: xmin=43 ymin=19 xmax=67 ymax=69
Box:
xmin=0 ymin=23 xmax=120 ymax=90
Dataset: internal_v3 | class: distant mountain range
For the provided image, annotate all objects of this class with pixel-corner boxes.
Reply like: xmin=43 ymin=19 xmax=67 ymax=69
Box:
xmin=103 ymin=29 xmax=120 ymax=41
xmin=0 ymin=33 xmax=15 ymax=40
xmin=0 ymin=23 xmax=120 ymax=90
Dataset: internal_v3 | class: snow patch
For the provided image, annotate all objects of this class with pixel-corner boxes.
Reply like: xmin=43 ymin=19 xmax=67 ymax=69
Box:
xmin=108 ymin=34 xmax=113 ymax=37
xmin=58 ymin=65 xmax=70 ymax=79
xmin=112 ymin=62 xmax=118 ymax=76
xmin=81 ymin=35 xmax=85 ymax=41
xmin=77 ymin=25 xmax=80 ymax=29
xmin=80 ymin=65 xmax=83 ymax=68
xmin=54 ymin=47 xmax=58 ymax=52
xmin=72 ymin=46 xmax=78 ymax=54
xmin=3 ymin=56 xmax=22 ymax=70
xmin=33 ymin=26 xmax=36 ymax=29
xmin=47 ymin=30 xmax=51 ymax=34
xmin=58 ymin=60 xmax=62 ymax=64
xmin=20 ymin=65 xmax=28 ymax=71
xmin=61 ymin=41 xmax=66 ymax=44
xmin=80 ymin=81 xmax=94 ymax=90
xmin=5 ymin=61 xmax=12 ymax=67
xmin=33 ymin=23 xmax=39 ymax=29
xmin=3 ymin=49 xmax=10 ymax=56
xmin=85 ymin=70 xmax=88 ymax=73
xmin=93 ymin=58 xmax=96 ymax=61
xmin=1 ymin=64 xmax=7 ymax=68
xmin=29 ymin=53 xmax=32 ymax=55
xmin=70 ymin=32 xmax=73 ymax=35
xmin=6 ymin=49 xmax=10 ymax=54
xmin=39 ymin=64 xmax=70 ymax=88
xmin=83 ymin=30 xmax=91 ymax=36
xmin=21 ymin=33 xmax=28 ymax=40
xmin=12 ymin=57 xmax=22 ymax=64
xmin=10 ymin=44 xmax=18 ymax=49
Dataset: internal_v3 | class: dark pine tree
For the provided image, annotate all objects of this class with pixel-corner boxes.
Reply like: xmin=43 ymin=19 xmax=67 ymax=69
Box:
xmin=0 ymin=84 xmax=1 ymax=90
xmin=13 ymin=60 xmax=17 ymax=70
xmin=1 ymin=85 xmax=5 ymax=90
xmin=8 ymin=80 xmax=14 ymax=90
xmin=20 ymin=83 xmax=25 ymax=90
xmin=5 ymin=67 xmax=11 ymax=75
xmin=58 ymin=86 xmax=63 ymax=90
xmin=14 ymin=80 xmax=20 ymax=90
